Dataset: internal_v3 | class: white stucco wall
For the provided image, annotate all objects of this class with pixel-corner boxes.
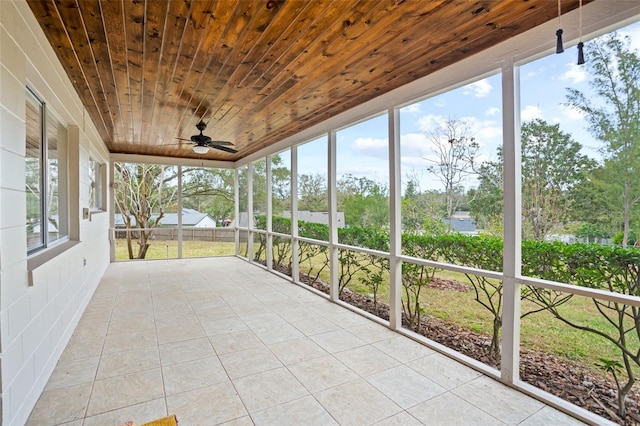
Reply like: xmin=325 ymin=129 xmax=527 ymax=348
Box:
xmin=0 ymin=1 xmax=111 ymax=424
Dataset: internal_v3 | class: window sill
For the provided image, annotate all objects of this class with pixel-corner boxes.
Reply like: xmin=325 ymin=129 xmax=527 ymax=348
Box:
xmin=27 ymin=240 xmax=80 ymax=286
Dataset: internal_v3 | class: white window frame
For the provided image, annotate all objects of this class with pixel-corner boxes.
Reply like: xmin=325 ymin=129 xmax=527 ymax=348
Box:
xmin=26 ymin=86 xmax=69 ymax=255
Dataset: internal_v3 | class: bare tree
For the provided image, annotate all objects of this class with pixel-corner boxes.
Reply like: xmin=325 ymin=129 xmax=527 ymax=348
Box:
xmin=422 ymin=117 xmax=479 ymax=229
xmin=114 ymin=163 xmax=177 ymax=259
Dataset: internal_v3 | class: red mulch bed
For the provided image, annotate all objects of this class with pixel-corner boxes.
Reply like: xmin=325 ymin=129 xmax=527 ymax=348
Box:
xmin=291 ymin=270 xmax=640 ymax=425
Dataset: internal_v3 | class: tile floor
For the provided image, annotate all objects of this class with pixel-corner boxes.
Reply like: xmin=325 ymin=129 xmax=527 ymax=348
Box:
xmin=27 ymin=257 xmax=585 ymax=426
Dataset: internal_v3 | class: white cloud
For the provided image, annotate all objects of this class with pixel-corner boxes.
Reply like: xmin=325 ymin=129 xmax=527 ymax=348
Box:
xmin=352 ymin=137 xmax=387 ymax=150
xmin=417 ymin=114 xmax=448 ymax=133
xmin=463 ymin=78 xmax=492 ymax=98
xmin=400 ymin=103 xmax=421 ymax=115
xmin=485 ymin=107 xmax=500 ymax=117
xmin=521 ymin=105 xmax=543 ymax=121
xmin=400 ymin=132 xmax=428 ymax=154
xmin=619 ymin=23 xmax=640 ymax=52
xmin=560 ymin=104 xmax=586 ymax=120
xmin=559 ymin=62 xmax=587 ymax=84
xmin=351 ymin=137 xmax=388 ymax=159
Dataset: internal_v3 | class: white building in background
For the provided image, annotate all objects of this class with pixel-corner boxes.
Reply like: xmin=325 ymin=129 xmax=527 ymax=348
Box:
xmin=282 ymin=211 xmax=345 ymax=228
xmin=114 ymin=208 xmax=217 ymax=229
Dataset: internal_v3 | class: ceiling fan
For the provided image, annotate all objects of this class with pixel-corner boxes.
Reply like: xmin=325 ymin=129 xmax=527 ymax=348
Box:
xmin=176 ymin=121 xmax=237 ymax=154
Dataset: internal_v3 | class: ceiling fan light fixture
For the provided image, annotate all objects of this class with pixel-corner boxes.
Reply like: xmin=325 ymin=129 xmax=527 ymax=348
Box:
xmin=193 ymin=145 xmax=209 ymax=154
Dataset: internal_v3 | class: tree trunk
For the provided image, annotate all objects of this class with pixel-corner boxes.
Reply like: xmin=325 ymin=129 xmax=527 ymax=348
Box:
xmin=489 ymin=316 xmax=502 ymax=362
xmin=623 ymin=179 xmax=631 ymax=247
xmin=126 ymin=231 xmax=134 ymax=259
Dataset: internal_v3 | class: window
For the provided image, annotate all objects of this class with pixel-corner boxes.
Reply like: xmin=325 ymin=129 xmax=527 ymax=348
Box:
xmin=26 ymin=87 xmax=68 ymax=253
xmin=89 ymin=158 xmax=104 ymax=210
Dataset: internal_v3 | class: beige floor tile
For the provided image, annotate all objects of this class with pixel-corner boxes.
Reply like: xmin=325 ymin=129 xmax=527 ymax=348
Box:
xmin=107 ymin=315 xmax=156 ymax=336
xmin=185 ymin=289 xmax=221 ymax=301
xmin=335 ymin=345 xmax=401 ymax=377
xmin=159 ymin=337 xmax=216 ymax=365
xmin=288 ymin=355 xmax=359 ymax=393
xmin=45 ymin=356 xmax=99 ymax=391
xmin=209 ymin=329 xmax=264 ymax=355
xmin=310 ymin=329 xmax=367 ymax=353
xmin=233 ymin=367 xmax=309 ymax=413
xmin=194 ymin=305 xmax=238 ymax=321
xmin=252 ymin=290 xmax=289 ymax=303
xmin=73 ymin=318 xmax=109 ymax=338
xmin=219 ymin=347 xmax=282 ymax=379
xmin=154 ymin=311 xmax=200 ymax=326
xmin=162 ymin=356 xmax=229 ymax=395
xmin=408 ymin=392 xmax=504 ymax=425
xmin=87 ymin=368 xmax=165 ymax=416
xmin=84 ymin=299 xmax=115 ymax=313
xmin=407 ymin=352 xmax=482 ymax=390
xmin=110 ymin=306 xmax=154 ymax=321
xmin=315 ymin=379 xmax=402 ymax=426
xmin=251 ymin=322 xmax=304 ymax=345
xmin=367 ymin=365 xmax=446 ymax=409
xmin=289 ymin=316 xmax=342 ymax=336
xmin=78 ymin=308 xmax=112 ymax=325
xmin=82 ymin=398 xmax=167 ymax=426
xmin=518 ymin=406 xmax=586 ymax=425
xmin=329 ymin=310 xmax=371 ymax=327
xmin=453 ymin=376 xmax=545 ymax=425
xmin=347 ymin=322 xmax=398 ymax=343
xmin=251 ymin=395 xmax=338 ymax=426
xmin=268 ymin=337 xmax=328 ymax=365
xmin=96 ymin=345 xmax=160 ymax=379
xmin=189 ymin=295 xmax=227 ymax=310
xmin=26 ymin=383 xmax=92 ymax=425
xmin=374 ymin=411 xmax=423 ymax=425
xmin=113 ymin=297 xmax=153 ymax=310
xmin=373 ymin=336 xmax=435 ymax=363
xmin=200 ymin=317 xmax=249 ymax=336
xmin=57 ymin=420 xmax=84 ymax=426
xmin=102 ymin=329 xmax=158 ymax=355
xmin=166 ymin=382 xmax=247 ymax=425
xmin=242 ymin=312 xmax=284 ymax=329
xmin=274 ymin=306 xmax=316 ymax=322
xmin=60 ymin=338 xmax=104 ymax=363
xmin=156 ymin=322 xmax=206 ymax=344
xmin=219 ymin=416 xmax=255 ymax=426
xmin=153 ymin=299 xmax=193 ymax=315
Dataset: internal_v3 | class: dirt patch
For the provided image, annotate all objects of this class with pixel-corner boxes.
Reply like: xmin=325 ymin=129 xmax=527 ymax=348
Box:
xmin=428 ymin=277 xmax=472 ymax=292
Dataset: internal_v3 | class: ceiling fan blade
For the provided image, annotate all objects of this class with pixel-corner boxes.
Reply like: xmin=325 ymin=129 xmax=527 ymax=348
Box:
xmin=210 ymin=144 xmax=238 ymax=154
xmin=207 ymin=140 xmax=234 ymax=146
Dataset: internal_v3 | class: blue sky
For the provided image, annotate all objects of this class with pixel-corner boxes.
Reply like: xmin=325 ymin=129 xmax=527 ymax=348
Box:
xmin=292 ymin=20 xmax=640 ymax=193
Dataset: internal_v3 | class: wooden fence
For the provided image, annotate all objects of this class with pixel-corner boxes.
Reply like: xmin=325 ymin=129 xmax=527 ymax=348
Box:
xmin=115 ymin=227 xmax=237 ymax=242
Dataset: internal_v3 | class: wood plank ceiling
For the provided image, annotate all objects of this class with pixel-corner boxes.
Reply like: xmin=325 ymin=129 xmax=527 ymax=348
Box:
xmin=27 ymin=0 xmax=589 ymax=162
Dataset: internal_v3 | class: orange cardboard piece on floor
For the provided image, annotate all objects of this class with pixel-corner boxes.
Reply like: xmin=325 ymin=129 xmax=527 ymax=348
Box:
xmin=120 ymin=415 xmax=178 ymax=426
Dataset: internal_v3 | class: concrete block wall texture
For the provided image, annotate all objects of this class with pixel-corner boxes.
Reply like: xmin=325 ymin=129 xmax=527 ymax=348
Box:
xmin=0 ymin=1 xmax=111 ymax=424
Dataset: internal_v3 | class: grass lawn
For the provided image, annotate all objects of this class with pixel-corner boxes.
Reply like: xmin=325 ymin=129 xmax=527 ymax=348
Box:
xmin=114 ymin=239 xmax=236 ymax=261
